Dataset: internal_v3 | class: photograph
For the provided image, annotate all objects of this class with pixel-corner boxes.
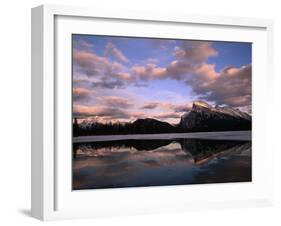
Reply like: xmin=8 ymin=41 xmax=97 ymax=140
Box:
xmin=72 ymin=34 xmax=252 ymax=190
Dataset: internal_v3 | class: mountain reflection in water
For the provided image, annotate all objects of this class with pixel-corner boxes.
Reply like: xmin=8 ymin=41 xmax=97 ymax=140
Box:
xmin=73 ymin=138 xmax=251 ymax=190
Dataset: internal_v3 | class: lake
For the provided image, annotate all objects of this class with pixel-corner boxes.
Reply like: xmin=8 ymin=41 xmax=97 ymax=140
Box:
xmin=72 ymin=132 xmax=251 ymax=190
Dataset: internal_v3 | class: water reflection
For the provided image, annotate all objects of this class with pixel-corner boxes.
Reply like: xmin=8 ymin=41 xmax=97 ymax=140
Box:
xmin=73 ymin=139 xmax=251 ymax=190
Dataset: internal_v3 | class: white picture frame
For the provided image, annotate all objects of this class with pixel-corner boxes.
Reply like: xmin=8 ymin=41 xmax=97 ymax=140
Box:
xmin=31 ymin=4 xmax=274 ymax=221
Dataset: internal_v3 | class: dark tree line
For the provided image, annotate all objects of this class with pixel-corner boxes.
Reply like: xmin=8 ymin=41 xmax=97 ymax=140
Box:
xmin=72 ymin=117 xmax=252 ymax=137
xmin=73 ymin=118 xmax=179 ymax=137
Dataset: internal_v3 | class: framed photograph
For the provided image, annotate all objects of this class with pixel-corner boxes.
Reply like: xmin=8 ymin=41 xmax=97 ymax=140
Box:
xmin=31 ymin=4 xmax=274 ymax=221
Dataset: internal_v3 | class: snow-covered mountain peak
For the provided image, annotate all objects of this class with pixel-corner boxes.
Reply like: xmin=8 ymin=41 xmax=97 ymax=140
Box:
xmin=192 ymin=101 xmax=212 ymax=111
xmin=180 ymin=101 xmax=251 ymax=130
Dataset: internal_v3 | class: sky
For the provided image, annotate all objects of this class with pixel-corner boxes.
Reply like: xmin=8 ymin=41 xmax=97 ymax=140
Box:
xmin=72 ymin=34 xmax=252 ymax=124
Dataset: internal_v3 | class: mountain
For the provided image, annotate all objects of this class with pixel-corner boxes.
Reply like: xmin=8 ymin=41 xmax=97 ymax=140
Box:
xmin=73 ymin=101 xmax=251 ymax=136
xmin=132 ymin=118 xmax=176 ymax=134
xmin=179 ymin=101 xmax=251 ymax=131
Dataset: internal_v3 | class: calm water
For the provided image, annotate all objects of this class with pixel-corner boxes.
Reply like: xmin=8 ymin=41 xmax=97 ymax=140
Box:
xmin=72 ymin=138 xmax=251 ymax=190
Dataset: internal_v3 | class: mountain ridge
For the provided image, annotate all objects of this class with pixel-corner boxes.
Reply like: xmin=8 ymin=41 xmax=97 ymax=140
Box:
xmin=73 ymin=101 xmax=251 ymax=136
xmin=179 ymin=101 xmax=251 ymax=131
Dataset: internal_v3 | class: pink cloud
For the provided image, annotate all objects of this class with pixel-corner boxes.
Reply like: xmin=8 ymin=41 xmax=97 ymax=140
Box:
xmin=151 ymin=112 xmax=181 ymax=120
xmin=105 ymin=42 xmax=129 ymax=63
xmin=173 ymin=41 xmax=218 ymax=63
xmin=141 ymin=102 xmax=159 ymax=109
xmin=131 ymin=63 xmax=166 ymax=80
xmin=73 ymin=39 xmax=251 ymax=112
xmin=73 ymin=51 xmax=112 ymax=77
xmin=73 ymin=88 xmax=94 ymax=101
xmin=112 ymin=72 xmax=133 ymax=81
xmin=102 ymin=96 xmax=133 ymax=109
xmin=73 ymin=39 xmax=94 ymax=51
xmin=73 ymin=105 xmax=130 ymax=119
xmin=130 ymin=42 xmax=218 ymax=82
xmin=140 ymin=102 xmax=192 ymax=112
xmin=198 ymin=64 xmax=252 ymax=107
xmin=193 ymin=63 xmax=217 ymax=80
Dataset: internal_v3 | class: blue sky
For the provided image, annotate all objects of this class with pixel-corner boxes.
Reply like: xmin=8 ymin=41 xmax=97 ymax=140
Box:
xmin=209 ymin=42 xmax=251 ymax=71
xmin=72 ymin=34 xmax=252 ymax=123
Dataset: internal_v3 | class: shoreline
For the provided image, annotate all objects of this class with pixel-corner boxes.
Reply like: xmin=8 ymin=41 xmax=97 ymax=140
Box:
xmin=73 ymin=130 xmax=252 ymax=143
